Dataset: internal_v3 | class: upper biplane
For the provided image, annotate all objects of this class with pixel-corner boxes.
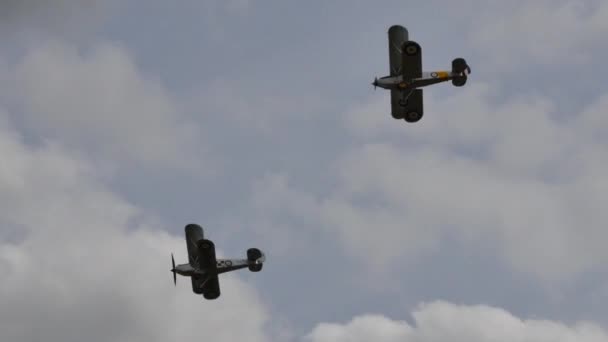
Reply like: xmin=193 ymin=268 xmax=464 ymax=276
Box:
xmin=170 ymin=224 xmax=265 ymax=300
xmin=372 ymin=25 xmax=471 ymax=123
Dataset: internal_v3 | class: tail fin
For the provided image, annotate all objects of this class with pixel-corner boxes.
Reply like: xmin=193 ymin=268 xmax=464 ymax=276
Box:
xmin=451 ymin=58 xmax=470 ymax=87
xmin=247 ymin=248 xmax=265 ymax=272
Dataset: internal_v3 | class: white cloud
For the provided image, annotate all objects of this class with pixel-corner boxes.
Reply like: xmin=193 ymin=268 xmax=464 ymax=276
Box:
xmin=306 ymin=301 xmax=608 ymax=342
xmin=0 ymin=115 xmax=269 ymax=342
xmin=2 ymin=40 xmax=209 ymax=171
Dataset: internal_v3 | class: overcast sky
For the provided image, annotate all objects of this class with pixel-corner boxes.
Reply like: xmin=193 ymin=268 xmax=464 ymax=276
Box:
xmin=1 ymin=1 xmax=608 ymax=341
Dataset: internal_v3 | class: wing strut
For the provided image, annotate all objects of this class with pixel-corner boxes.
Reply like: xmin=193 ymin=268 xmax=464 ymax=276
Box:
xmin=199 ymin=275 xmax=213 ymax=288
xmin=399 ymin=89 xmax=414 ymax=106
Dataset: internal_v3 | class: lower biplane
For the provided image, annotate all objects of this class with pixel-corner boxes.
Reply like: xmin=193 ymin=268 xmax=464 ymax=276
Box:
xmin=170 ymin=224 xmax=265 ymax=300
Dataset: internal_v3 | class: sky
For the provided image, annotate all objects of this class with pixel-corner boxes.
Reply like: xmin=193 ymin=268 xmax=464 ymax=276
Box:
xmin=1 ymin=0 xmax=608 ymax=341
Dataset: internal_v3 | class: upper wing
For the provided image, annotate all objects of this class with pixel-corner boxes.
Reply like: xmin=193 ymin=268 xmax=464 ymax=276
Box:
xmin=185 ymin=224 xmax=204 ymax=267
xmin=388 ymin=25 xmax=409 ymax=76
xmin=401 ymin=40 xmax=422 ymax=80
xmin=192 ymin=238 xmax=221 ymax=299
xmin=390 ymin=89 xmax=424 ymax=122
xmin=196 ymin=238 xmax=218 ymax=270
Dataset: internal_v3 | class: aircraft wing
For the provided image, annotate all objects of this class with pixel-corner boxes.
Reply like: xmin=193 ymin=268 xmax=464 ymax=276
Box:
xmin=191 ymin=274 xmax=221 ymax=300
xmin=388 ymin=25 xmax=409 ymax=76
xmin=185 ymin=224 xmax=204 ymax=267
xmin=192 ymin=238 xmax=221 ymax=299
xmin=391 ymin=89 xmax=423 ymax=121
xmin=401 ymin=40 xmax=422 ymax=80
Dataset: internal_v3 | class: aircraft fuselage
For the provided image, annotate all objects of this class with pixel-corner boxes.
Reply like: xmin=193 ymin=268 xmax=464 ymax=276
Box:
xmin=373 ymin=71 xmax=459 ymax=91
xmin=173 ymin=263 xmax=199 ymax=276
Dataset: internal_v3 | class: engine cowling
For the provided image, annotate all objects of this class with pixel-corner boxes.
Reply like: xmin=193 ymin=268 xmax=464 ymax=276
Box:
xmin=247 ymin=248 xmax=264 ymax=272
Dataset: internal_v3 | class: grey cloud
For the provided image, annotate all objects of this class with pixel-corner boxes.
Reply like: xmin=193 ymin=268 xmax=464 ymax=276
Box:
xmin=3 ymin=0 xmax=607 ymax=337
xmin=246 ymin=81 xmax=608 ymax=282
xmin=0 ymin=0 xmax=111 ymax=36
xmin=469 ymin=0 xmax=608 ymax=71
xmin=142 ymin=0 xmax=608 ymax=326
xmin=2 ymin=40 xmax=212 ymax=172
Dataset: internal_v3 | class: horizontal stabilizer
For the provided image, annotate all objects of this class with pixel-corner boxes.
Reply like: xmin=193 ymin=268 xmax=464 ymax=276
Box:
xmin=247 ymin=248 xmax=265 ymax=272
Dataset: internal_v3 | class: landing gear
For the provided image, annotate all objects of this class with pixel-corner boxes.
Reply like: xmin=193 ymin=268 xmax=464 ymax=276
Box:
xmin=404 ymin=111 xmax=423 ymax=123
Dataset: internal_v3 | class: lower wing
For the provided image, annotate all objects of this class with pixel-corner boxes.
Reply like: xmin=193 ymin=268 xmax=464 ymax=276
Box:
xmin=191 ymin=274 xmax=221 ymax=300
xmin=390 ymin=89 xmax=423 ymax=122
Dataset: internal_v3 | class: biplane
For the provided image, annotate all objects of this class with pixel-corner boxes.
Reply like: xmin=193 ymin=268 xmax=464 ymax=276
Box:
xmin=170 ymin=224 xmax=265 ymax=300
xmin=372 ymin=25 xmax=471 ymax=122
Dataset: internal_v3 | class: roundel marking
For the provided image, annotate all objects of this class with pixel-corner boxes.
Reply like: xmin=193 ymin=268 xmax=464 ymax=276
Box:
xmin=431 ymin=72 xmax=438 ymax=78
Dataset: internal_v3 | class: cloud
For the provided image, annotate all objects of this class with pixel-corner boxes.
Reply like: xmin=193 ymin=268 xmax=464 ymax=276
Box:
xmin=337 ymin=83 xmax=608 ymax=280
xmin=0 ymin=0 xmax=112 ymax=36
xmin=0 ymin=115 xmax=270 ymax=342
xmin=305 ymin=301 xmax=608 ymax=342
xmin=327 ymin=0 xmax=608 ymax=283
xmin=2 ymin=40 xmax=210 ymax=171
xmin=469 ymin=0 xmax=608 ymax=71
xmin=190 ymin=77 xmax=327 ymax=135
xmin=245 ymin=80 xmax=608 ymax=282
xmin=0 ymin=0 xmax=98 ymax=19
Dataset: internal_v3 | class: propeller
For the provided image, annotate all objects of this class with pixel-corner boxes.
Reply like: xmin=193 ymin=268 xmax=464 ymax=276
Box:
xmin=170 ymin=253 xmax=176 ymax=286
xmin=372 ymin=77 xmax=378 ymax=90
